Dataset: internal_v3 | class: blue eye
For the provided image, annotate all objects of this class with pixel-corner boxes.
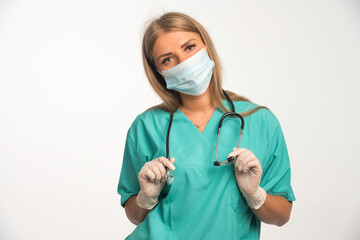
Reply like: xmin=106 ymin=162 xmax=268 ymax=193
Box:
xmin=162 ymin=57 xmax=172 ymax=65
xmin=185 ymin=44 xmax=196 ymax=51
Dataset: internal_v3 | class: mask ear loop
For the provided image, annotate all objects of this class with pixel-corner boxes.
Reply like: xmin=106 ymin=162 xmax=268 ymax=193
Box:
xmin=156 ymin=68 xmax=162 ymax=75
xmin=155 ymin=67 xmax=165 ymax=79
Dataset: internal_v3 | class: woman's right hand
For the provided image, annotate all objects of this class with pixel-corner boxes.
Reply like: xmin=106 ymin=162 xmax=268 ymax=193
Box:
xmin=136 ymin=157 xmax=175 ymax=210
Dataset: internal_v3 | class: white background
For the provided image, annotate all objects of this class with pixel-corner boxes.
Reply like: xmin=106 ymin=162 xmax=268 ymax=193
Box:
xmin=1 ymin=0 xmax=359 ymax=239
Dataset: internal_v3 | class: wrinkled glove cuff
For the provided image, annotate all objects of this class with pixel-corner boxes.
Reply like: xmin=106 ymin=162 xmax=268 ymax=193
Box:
xmin=136 ymin=190 xmax=159 ymax=210
xmin=242 ymin=186 xmax=267 ymax=210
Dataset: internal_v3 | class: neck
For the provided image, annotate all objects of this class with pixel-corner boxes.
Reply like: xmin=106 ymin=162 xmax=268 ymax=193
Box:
xmin=178 ymin=88 xmax=216 ymax=113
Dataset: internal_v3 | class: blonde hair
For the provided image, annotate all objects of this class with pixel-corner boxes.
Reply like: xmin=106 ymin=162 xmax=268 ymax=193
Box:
xmin=142 ymin=12 xmax=268 ymax=117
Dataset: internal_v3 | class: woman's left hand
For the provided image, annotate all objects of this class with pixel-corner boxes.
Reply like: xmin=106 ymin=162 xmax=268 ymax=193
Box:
xmin=228 ymin=148 xmax=266 ymax=209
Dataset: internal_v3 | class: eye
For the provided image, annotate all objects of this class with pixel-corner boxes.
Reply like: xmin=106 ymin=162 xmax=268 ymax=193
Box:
xmin=161 ymin=57 xmax=172 ymax=65
xmin=185 ymin=44 xmax=196 ymax=52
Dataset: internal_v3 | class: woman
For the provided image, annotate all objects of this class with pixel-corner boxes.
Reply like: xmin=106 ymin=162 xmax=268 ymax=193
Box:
xmin=118 ymin=12 xmax=295 ymax=239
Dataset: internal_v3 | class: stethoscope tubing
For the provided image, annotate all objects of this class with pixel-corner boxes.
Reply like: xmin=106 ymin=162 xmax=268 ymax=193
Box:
xmin=214 ymin=112 xmax=244 ymax=165
xmin=166 ymin=112 xmax=174 ymax=185
xmin=165 ymin=89 xmax=245 ymax=184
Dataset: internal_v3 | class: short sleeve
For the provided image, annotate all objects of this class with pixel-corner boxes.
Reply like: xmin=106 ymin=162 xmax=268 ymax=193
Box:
xmin=117 ymin=127 xmax=144 ymax=208
xmin=260 ymin=124 xmax=296 ymax=201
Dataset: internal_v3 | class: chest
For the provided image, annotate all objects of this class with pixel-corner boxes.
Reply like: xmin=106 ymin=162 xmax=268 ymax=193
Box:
xmin=143 ymin=111 xmax=269 ymax=169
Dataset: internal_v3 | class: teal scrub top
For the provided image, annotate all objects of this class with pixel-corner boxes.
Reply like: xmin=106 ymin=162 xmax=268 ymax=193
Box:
xmin=118 ymin=99 xmax=296 ymax=240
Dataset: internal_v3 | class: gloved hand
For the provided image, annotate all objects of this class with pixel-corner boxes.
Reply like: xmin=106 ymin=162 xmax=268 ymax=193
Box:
xmin=136 ymin=157 xmax=176 ymax=210
xmin=228 ymin=148 xmax=266 ymax=209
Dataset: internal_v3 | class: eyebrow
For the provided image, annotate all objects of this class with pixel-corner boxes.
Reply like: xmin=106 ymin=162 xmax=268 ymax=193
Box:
xmin=157 ymin=39 xmax=196 ymax=61
xmin=180 ymin=38 xmax=196 ymax=48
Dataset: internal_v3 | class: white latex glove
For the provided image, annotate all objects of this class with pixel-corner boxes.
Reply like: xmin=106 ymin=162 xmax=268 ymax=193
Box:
xmin=228 ymin=148 xmax=266 ymax=209
xmin=136 ymin=157 xmax=176 ymax=210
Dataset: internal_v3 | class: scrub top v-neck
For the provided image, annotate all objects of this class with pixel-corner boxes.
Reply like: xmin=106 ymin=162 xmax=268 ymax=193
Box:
xmin=118 ymin=100 xmax=296 ymax=240
xmin=176 ymin=107 xmax=217 ymax=135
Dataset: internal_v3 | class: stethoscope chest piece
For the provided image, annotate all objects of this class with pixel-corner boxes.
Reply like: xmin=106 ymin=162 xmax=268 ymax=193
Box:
xmin=166 ymin=169 xmax=174 ymax=185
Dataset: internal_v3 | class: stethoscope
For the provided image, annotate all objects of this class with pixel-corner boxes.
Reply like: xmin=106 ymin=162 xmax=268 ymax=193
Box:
xmin=165 ymin=89 xmax=245 ymax=185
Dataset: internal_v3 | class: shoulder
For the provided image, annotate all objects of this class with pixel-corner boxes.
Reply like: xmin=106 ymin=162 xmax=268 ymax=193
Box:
xmin=125 ymin=107 xmax=171 ymax=160
xmin=136 ymin=107 xmax=169 ymax=122
xmin=127 ymin=107 xmax=171 ymax=137
xmin=234 ymin=100 xmax=281 ymax=132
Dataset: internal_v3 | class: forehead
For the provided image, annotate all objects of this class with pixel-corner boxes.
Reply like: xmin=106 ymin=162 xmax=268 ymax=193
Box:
xmin=152 ymin=31 xmax=202 ymax=55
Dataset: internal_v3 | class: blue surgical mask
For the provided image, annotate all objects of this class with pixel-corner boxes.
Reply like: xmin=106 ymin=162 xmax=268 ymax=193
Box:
xmin=161 ymin=47 xmax=215 ymax=96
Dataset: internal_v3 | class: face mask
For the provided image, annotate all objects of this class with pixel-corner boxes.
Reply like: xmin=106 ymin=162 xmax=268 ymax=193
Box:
xmin=160 ymin=47 xmax=215 ymax=96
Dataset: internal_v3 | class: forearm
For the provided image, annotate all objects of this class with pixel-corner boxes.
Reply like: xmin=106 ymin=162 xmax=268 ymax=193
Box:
xmin=124 ymin=194 xmax=152 ymax=225
xmin=251 ymin=193 xmax=293 ymax=226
